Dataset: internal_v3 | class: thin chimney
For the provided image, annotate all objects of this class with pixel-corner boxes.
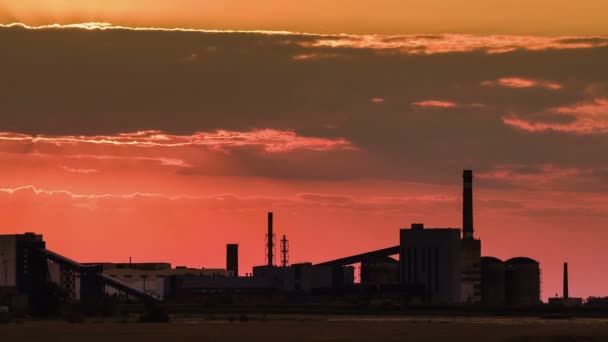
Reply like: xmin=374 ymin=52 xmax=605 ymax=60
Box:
xmin=463 ymin=170 xmax=474 ymax=239
xmin=226 ymin=244 xmax=239 ymax=277
xmin=563 ymin=262 xmax=569 ymax=299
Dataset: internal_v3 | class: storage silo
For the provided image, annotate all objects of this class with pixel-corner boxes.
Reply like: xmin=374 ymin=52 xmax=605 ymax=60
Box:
xmin=505 ymin=257 xmax=541 ymax=306
xmin=361 ymin=257 xmax=400 ymax=284
xmin=481 ymin=257 xmax=505 ymax=306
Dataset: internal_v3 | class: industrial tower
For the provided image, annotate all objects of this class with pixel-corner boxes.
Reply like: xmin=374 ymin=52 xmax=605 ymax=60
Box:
xmin=461 ymin=170 xmax=482 ymax=303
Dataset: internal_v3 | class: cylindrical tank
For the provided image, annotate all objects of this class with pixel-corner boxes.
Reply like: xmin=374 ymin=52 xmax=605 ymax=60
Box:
xmin=361 ymin=257 xmax=399 ymax=284
xmin=505 ymin=257 xmax=541 ymax=306
xmin=481 ymin=257 xmax=505 ymax=305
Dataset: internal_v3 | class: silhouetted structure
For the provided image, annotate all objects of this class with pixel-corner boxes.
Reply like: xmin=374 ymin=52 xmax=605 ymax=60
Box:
xmin=462 ymin=170 xmax=474 ymax=239
xmin=0 ymin=169 xmax=553 ymax=310
xmin=266 ymin=212 xmax=275 ymax=267
xmin=226 ymin=244 xmax=239 ymax=277
xmin=361 ymin=257 xmax=399 ymax=285
xmin=280 ymin=235 xmax=289 ymax=267
xmin=461 ymin=170 xmax=481 ymax=303
xmin=564 ymin=262 xmax=569 ymax=299
xmin=0 ymin=234 xmax=158 ymax=313
xmin=548 ymin=261 xmax=583 ymax=306
xmin=400 ymin=223 xmax=462 ymax=304
xmin=505 ymin=257 xmax=541 ymax=306
xmin=481 ymin=257 xmax=506 ymax=305
xmin=315 ymin=246 xmax=400 ymax=267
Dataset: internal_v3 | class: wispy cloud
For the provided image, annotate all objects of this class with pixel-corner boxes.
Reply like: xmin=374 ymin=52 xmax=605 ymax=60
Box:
xmin=4 ymin=23 xmax=608 ymax=56
xmin=412 ymin=100 xmax=458 ymax=108
xmin=503 ymin=98 xmax=608 ymax=134
xmin=0 ymin=22 xmax=300 ymax=35
xmin=60 ymin=165 xmax=100 ymax=174
xmin=302 ymin=34 xmax=608 ymax=55
xmin=291 ymin=53 xmax=339 ymax=61
xmin=0 ymin=185 xmax=195 ymax=200
xmin=0 ymin=129 xmax=356 ymax=152
xmin=482 ymin=77 xmax=563 ymax=90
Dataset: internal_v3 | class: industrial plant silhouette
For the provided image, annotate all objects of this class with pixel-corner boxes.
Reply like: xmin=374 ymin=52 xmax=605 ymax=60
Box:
xmin=0 ymin=170 xmax=590 ymax=314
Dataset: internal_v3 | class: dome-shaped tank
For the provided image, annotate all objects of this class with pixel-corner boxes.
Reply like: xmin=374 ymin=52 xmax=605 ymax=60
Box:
xmin=481 ymin=257 xmax=505 ymax=305
xmin=361 ymin=257 xmax=399 ymax=284
xmin=505 ymin=257 xmax=541 ymax=306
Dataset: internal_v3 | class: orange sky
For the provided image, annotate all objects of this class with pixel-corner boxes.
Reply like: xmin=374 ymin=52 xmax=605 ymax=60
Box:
xmin=1 ymin=0 xmax=608 ymax=35
xmin=1 ymin=3 xmax=608 ymax=301
xmin=1 ymin=130 xmax=607 ymax=300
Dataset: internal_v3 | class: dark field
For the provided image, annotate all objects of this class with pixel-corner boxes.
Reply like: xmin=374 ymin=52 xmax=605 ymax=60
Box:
xmin=2 ymin=316 xmax=608 ymax=342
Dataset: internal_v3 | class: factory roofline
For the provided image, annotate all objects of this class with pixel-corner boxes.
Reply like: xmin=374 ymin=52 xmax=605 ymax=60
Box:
xmin=481 ymin=256 xmax=504 ymax=263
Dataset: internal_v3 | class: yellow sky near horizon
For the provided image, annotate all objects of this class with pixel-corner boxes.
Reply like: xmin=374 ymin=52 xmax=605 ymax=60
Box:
xmin=1 ymin=0 xmax=607 ymax=35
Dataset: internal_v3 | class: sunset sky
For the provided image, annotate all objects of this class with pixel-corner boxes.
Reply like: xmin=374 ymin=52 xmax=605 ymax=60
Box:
xmin=1 ymin=1 xmax=608 ymax=300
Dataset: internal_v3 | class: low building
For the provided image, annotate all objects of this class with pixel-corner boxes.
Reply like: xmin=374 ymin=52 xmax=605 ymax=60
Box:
xmin=0 ymin=233 xmax=47 ymax=311
xmin=163 ymin=275 xmax=276 ymax=303
xmin=253 ymin=263 xmax=354 ymax=293
xmin=93 ymin=263 xmax=232 ymax=299
xmin=548 ymin=297 xmax=583 ymax=307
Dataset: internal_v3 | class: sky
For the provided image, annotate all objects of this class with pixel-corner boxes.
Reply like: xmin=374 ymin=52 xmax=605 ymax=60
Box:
xmin=1 ymin=2 xmax=608 ymax=300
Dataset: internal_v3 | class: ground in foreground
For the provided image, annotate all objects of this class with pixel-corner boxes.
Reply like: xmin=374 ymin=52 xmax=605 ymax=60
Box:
xmin=2 ymin=316 xmax=607 ymax=341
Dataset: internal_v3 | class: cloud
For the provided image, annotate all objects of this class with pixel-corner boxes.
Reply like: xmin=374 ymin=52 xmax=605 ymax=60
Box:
xmin=297 ymin=193 xmax=355 ymax=205
xmin=1 ymin=23 xmax=608 ymax=186
xmin=0 ymin=22 xmax=300 ymax=36
xmin=477 ymin=164 xmax=608 ymax=192
xmin=60 ymin=165 xmax=100 ymax=174
xmin=482 ymin=77 xmax=563 ymax=90
xmin=301 ymin=33 xmax=608 ymax=55
xmin=0 ymin=129 xmax=356 ymax=153
xmin=3 ymin=23 xmax=608 ymax=56
xmin=503 ymin=98 xmax=608 ymax=134
xmin=412 ymin=100 xmax=458 ymax=108
xmin=291 ymin=53 xmax=339 ymax=61
xmin=68 ymin=155 xmax=191 ymax=168
xmin=0 ymin=185 xmax=457 ymax=216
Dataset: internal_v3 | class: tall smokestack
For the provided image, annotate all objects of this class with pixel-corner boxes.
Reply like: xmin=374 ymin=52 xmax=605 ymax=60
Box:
xmin=226 ymin=244 xmax=239 ymax=277
xmin=563 ymin=262 xmax=569 ymax=299
xmin=463 ymin=170 xmax=474 ymax=239
xmin=267 ymin=212 xmax=274 ymax=266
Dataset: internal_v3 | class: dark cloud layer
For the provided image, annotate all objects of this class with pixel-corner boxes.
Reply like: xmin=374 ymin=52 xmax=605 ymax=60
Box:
xmin=1 ymin=26 xmax=608 ymax=190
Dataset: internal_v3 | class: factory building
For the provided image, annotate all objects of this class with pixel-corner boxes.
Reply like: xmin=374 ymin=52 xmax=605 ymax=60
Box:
xmin=0 ymin=233 xmax=47 ymax=309
xmin=400 ymin=223 xmax=462 ymax=304
xmin=253 ymin=263 xmax=354 ymax=293
xmin=48 ymin=261 xmax=233 ymax=300
xmin=1 ymin=169 xmax=547 ymax=310
xmin=97 ymin=263 xmax=231 ymax=299
xmin=163 ymin=275 xmax=276 ymax=303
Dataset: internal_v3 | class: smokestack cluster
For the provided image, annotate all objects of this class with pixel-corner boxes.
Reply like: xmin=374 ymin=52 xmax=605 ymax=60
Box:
xmin=463 ymin=170 xmax=474 ymax=239
xmin=267 ymin=212 xmax=274 ymax=266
